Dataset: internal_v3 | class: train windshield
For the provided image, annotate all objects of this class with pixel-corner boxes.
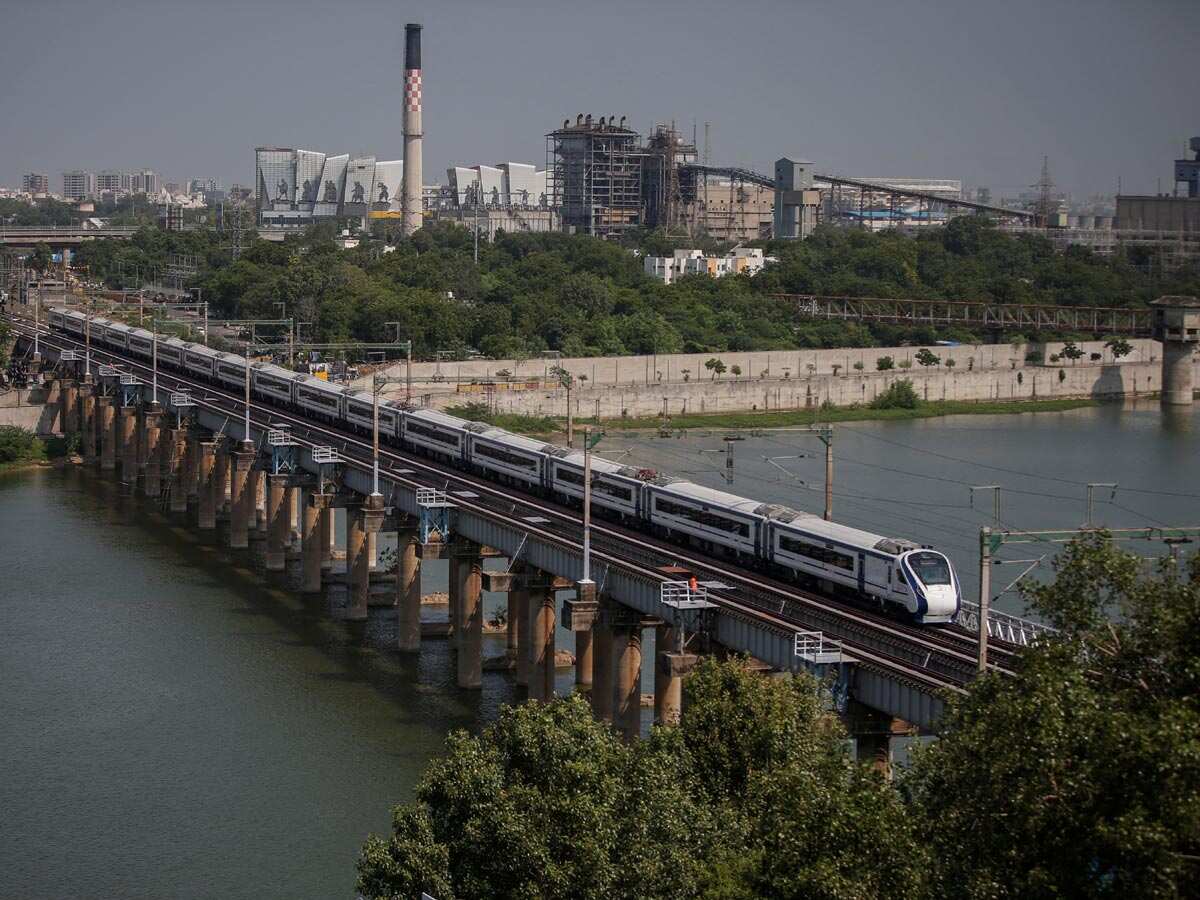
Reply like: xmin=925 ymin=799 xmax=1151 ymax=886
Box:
xmin=909 ymin=552 xmax=952 ymax=586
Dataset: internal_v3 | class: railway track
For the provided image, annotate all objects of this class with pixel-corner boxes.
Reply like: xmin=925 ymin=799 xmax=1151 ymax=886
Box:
xmin=11 ymin=318 xmax=1022 ymax=691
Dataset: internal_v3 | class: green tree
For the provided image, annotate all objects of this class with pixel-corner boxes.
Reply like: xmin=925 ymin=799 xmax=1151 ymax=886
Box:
xmin=908 ymin=534 xmax=1200 ymax=899
xmin=1104 ymin=337 xmax=1133 ymax=359
xmin=0 ymin=426 xmax=46 ymax=463
xmin=360 ymin=659 xmax=925 ymax=900
xmin=705 ymin=357 xmax=727 ymax=380
xmin=914 ymin=348 xmax=940 ymax=368
xmin=869 ymin=380 xmax=920 ymax=409
xmin=28 ymin=242 xmax=53 ymax=273
xmin=876 ymin=355 xmax=895 ymax=371
xmin=1060 ymin=340 xmax=1084 ymax=365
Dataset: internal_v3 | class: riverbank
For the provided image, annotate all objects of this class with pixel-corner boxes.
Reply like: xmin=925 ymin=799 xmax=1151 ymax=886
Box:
xmin=604 ymin=396 xmax=1102 ymax=431
xmin=454 ymin=396 xmax=1104 ymax=437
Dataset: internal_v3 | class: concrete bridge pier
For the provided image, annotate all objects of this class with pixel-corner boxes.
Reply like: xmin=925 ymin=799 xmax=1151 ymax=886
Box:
xmin=80 ymin=380 xmax=96 ymax=464
xmin=452 ymin=542 xmax=484 ymax=689
xmin=185 ymin=434 xmax=202 ymax=520
xmin=654 ymin=625 xmax=697 ymax=727
xmin=512 ymin=569 xmax=530 ymax=687
xmin=213 ymin=445 xmax=230 ymax=520
xmin=141 ymin=407 xmax=162 ymax=499
xmin=319 ymin=503 xmax=333 ymax=571
xmin=97 ymin=396 xmax=116 ymax=472
xmin=562 ymin=585 xmax=599 ymax=689
xmin=396 ymin=527 xmax=422 ymax=652
xmin=61 ymin=379 xmax=78 ymax=434
xmin=254 ymin=471 xmax=267 ymax=534
xmin=527 ymin=573 xmax=558 ymax=702
xmin=229 ymin=442 xmax=255 ymax=550
xmin=611 ymin=610 xmax=645 ymax=742
xmin=591 ymin=598 xmax=614 ymax=723
xmin=196 ymin=441 xmax=218 ymax=531
xmin=346 ymin=495 xmax=384 ymax=620
xmin=288 ymin=485 xmax=301 ymax=550
xmin=167 ymin=429 xmax=188 ymax=513
xmin=301 ymin=491 xmax=329 ymax=593
xmin=44 ymin=378 xmax=61 ymax=433
xmin=266 ymin=475 xmax=289 ymax=571
xmin=118 ymin=407 xmax=138 ymax=491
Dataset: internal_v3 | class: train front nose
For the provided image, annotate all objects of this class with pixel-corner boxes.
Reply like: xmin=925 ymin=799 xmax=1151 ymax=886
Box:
xmin=921 ymin=585 xmax=959 ymax=623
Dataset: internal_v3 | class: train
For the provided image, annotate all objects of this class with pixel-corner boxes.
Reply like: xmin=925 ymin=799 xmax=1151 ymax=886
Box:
xmin=48 ymin=307 xmax=962 ymax=624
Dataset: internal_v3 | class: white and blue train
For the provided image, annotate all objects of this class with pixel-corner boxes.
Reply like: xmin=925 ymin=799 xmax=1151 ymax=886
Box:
xmin=49 ymin=307 xmax=961 ymax=623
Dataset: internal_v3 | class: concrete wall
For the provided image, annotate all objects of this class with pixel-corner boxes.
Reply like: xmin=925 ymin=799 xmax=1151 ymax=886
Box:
xmin=478 ymin=360 xmax=1181 ymax=419
xmin=370 ymin=338 xmax=1195 ymax=418
xmin=0 ymin=388 xmax=57 ymax=435
xmin=382 ymin=338 xmax=1161 ymax=392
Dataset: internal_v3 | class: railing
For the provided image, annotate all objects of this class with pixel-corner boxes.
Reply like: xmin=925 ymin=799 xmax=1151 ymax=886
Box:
xmin=311 ymin=446 xmax=340 ymax=464
xmin=0 ymin=225 xmax=139 ymax=236
xmin=955 ymin=600 xmax=1055 ymax=647
xmin=416 ymin=487 xmax=451 ymax=507
xmin=773 ymin=293 xmax=1154 ymax=336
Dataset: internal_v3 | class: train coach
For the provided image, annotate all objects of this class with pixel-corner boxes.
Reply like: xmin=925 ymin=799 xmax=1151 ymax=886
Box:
xmin=42 ymin=306 xmax=961 ymax=624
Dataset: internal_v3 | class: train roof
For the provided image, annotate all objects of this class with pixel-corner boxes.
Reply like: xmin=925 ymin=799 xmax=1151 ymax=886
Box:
xmin=652 ymin=479 xmax=766 ymax=516
xmin=128 ymin=328 xmax=154 ymax=340
xmin=472 ymin=427 xmax=548 ymax=454
xmin=774 ymin=515 xmax=917 ymax=554
xmin=549 ymin=447 xmax=644 ymax=479
xmin=296 ymin=375 xmax=341 ymax=393
xmin=407 ymin=408 xmax=470 ymax=429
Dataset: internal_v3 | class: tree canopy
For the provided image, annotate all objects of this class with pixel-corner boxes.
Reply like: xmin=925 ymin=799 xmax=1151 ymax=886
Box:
xmin=64 ymin=216 xmax=1200 ymax=360
xmin=357 ymin=659 xmax=922 ymax=900
xmin=358 ymin=534 xmax=1198 ymax=899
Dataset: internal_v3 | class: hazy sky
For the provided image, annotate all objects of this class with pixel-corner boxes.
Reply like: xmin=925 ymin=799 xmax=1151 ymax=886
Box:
xmin=1 ymin=0 xmax=1194 ymax=198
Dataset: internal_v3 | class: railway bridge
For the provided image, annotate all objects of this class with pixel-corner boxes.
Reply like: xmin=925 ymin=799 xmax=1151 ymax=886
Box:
xmin=7 ymin=313 xmax=1050 ymax=753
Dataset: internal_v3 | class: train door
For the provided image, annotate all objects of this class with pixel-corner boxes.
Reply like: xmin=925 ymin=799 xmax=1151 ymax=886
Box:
xmin=857 ymin=552 xmax=866 ymax=593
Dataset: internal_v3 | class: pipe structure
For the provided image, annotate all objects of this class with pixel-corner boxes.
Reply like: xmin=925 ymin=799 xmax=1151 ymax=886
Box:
xmin=401 ymin=23 xmax=423 ymax=237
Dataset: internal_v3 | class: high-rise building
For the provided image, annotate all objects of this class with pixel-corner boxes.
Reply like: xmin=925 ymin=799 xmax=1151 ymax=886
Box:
xmin=62 ymin=170 xmax=95 ymax=200
xmin=96 ymin=170 xmax=126 ymax=193
xmin=131 ymin=170 xmax=159 ymax=194
xmin=21 ymin=173 xmax=49 ymax=194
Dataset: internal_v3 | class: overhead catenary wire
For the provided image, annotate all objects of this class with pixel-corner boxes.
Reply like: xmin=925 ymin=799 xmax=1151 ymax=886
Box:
xmin=836 ymin=422 xmax=1200 ymax=500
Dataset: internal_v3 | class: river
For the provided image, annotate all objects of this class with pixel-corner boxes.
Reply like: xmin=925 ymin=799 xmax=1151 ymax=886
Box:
xmin=1 ymin=399 xmax=1196 ymax=898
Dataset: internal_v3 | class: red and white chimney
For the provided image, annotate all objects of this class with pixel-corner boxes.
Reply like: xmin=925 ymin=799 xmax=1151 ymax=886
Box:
xmin=401 ymin=23 xmax=423 ymax=236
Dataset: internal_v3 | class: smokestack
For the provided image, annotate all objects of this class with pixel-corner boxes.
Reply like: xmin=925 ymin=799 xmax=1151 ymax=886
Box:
xmin=401 ymin=23 xmax=423 ymax=237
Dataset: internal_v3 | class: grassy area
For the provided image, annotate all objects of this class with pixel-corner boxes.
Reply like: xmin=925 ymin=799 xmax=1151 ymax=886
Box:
xmin=444 ymin=403 xmax=561 ymax=436
xmin=604 ymin=397 xmax=1100 ymax=431
xmin=445 ymin=397 xmax=1100 ymax=437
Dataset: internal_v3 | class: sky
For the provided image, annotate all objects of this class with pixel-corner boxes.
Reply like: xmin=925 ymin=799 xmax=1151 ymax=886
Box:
xmin=0 ymin=0 xmax=1194 ymax=198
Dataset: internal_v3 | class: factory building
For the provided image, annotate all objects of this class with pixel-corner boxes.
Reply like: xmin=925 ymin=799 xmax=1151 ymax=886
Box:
xmin=255 ymin=148 xmax=413 ymax=227
xmin=1112 ymin=137 xmax=1200 ymax=269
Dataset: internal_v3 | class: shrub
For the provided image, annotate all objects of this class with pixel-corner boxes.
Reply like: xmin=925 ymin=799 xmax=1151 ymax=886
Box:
xmin=0 ymin=426 xmax=46 ymax=464
xmin=853 ymin=361 xmax=864 ymax=371
xmin=869 ymin=380 xmax=920 ymax=410
xmin=945 ymin=358 xmax=956 ymax=369
xmin=915 ymin=348 xmax=941 ymax=368
xmin=876 ymin=356 xmax=894 ymax=371
xmin=898 ymin=359 xmax=913 ymax=370
xmin=1025 ymin=349 xmax=1044 ymax=364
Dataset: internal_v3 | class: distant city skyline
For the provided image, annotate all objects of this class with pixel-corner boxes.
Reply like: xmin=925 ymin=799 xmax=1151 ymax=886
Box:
xmin=0 ymin=0 xmax=1193 ymax=199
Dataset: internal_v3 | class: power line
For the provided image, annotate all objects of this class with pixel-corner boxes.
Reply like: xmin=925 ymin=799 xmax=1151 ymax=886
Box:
xmin=836 ymin=423 xmax=1200 ymax=500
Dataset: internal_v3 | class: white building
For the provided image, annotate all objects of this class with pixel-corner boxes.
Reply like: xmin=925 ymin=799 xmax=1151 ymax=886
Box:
xmin=643 ymin=247 xmax=773 ymax=284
